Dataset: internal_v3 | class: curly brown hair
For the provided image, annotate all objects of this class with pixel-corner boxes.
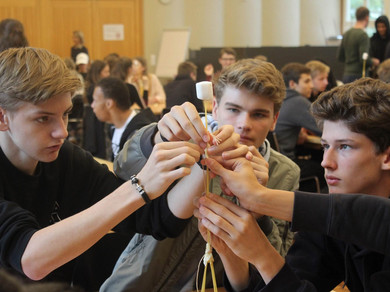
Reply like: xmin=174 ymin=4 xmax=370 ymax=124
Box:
xmin=311 ymin=77 xmax=390 ymax=154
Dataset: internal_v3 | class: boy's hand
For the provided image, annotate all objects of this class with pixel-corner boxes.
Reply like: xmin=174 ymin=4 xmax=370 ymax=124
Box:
xmin=137 ymin=141 xmax=203 ymax=200
xmin=221 ymin=145 xmax=269 ymax=186
xmin=157 ymin=102 xmax=240 ymax=152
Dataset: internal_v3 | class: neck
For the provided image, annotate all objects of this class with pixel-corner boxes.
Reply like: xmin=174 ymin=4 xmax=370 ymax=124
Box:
xmin=0 ymin=132 xmax=38 ymax=175
xmin=111 ymin=109 xmax=133 ymax=129
xmin=354 ymin=21 xmax=366 ymax=29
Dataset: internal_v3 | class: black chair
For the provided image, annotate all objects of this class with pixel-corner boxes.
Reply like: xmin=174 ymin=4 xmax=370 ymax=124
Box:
xmin=267 ymin=131 xmax=321 ymax=193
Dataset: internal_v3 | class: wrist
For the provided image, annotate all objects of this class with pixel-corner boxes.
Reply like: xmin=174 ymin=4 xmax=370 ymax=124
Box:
xmin=130 ymin=175 xmax=152 ymax=204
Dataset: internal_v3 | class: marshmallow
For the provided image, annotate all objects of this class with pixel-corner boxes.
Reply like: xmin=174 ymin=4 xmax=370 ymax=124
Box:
xmin=196 ymin=81 xmax=213 ymax=101
xmin=362 ymin=52 xmax=368 ymax=60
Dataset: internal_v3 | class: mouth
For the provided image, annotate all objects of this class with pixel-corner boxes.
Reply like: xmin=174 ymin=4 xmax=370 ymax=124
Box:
xmin=239 ymin=136 xmax=253 ymax=145
xmin=326 ymin=175 xmax=340 ymax=185
xmin=47 ymin=143 xmax=63 ymax=152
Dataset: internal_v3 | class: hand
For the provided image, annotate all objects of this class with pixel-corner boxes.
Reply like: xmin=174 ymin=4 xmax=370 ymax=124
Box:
xmin=195 ymin=193 xmax=267 ymax=264
xmin=195 ymin=192 xmax=285 ymax=284
xmin=221 ymin=145 xmax=269 ymax=186
xmin=372 ymin=57 xmax=380 ymax=66
xmin=137 ymin=141 xmax=203 ymax=199
xmin=296 ymin=128 xmax=308 ymax=145
xmin=206 ymin=125 xmax=240 ymax=156
xmin=158 ymin=102 xmax=210 ymax=148
xmin=204 ymin=63 xmax=214 ymax=77
xmin=157 ymin=103 xmax=240 ymax=151
xmin=203 ymin=157 xmax=263 ymax=212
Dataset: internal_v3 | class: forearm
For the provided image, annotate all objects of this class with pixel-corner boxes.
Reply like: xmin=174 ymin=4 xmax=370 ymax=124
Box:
xmin=252 ymin=188 xmax=294 ymax=222
xmin=167 ymin=164 xmax=204 ymax=218
xmin=21 ymin=181 xmax=144 ymax=280
xmin=251 ymin=238 xmax=285 ymax=284
xmin=220 ymin=250 xmax=250 ymax=291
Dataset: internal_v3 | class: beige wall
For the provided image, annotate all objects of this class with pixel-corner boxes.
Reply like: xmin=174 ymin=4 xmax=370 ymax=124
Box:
xmin=143 ymin=0 xmax=343 ymax=74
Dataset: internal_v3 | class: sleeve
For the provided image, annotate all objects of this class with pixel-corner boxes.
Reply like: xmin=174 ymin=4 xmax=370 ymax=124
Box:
xmin=284 ymin=232 xmax=343 ymax=291
xmin=0 ymin=199 xmax=39 ymax=273
xmin=114 ymin=123 xmax=158 ymax=180
xmin=223 ymin=263 xmax=318 ymax=292
xmin=66 ymin=140 xmax=188 ymax=240
xmin=292 ymin=192 xmax=390 ymax=255
xmin=359 ymin=33 xmax=372 ymax=66
xmin=113 ymin=123 xmax=190 ymax=239
xmin=297 ymin=98 xmax=322 ymax=136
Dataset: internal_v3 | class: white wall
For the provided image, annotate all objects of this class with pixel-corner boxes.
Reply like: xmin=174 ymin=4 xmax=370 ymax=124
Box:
xmin=143 ymin=0 xmax=342 ymax=72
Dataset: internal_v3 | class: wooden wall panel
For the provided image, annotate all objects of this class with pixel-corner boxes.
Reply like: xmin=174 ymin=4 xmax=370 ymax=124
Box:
xmin=0 ymin=0 xmax=143 ymax=60
xmin=43 ymin=0 xmax=94 ymax=59
xmin=91 ymin=0 xmax=143 ymax=60
xmin=0 ymin=0 xmax=41 ymax=47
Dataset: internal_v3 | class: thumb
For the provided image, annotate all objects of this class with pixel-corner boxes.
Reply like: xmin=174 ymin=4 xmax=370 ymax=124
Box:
xmin=204 ymin=157 xmax=231 ymax=179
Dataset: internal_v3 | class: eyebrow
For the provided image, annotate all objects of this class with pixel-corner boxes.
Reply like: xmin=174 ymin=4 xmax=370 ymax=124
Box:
xmin=320 ymin=138 xmax=355 ymax=143
xmin=224 ymin=102 xmax=271 ymax=114
xmin=33 ymin=105 xmax=73 ymax=115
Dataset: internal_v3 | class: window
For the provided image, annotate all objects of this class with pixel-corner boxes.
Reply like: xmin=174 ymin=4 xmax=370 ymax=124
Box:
xmin=343 ymin=0 xmax=384 ymax=36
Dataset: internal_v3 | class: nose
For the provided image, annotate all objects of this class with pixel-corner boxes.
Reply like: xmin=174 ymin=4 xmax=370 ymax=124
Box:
xmin=237 ymin=113 xmax=252 ymax=131
xmin=52 ymin=118 xmax=68 ymax=139
xmin=321 ymin=148 xmax=337 ymax=170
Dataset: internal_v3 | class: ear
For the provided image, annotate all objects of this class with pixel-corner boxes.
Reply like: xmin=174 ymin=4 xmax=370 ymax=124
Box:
xmin=288 ymin=80 xmax=296 ymax=89
xmin=269 ymin=112 xmax=280 ymax=131
xmin=381 ymin=146 xmax=390 ymax=170
xmin=0 ymin=107 xmax=9 ymax=131
xmin=212 ymin=98 xmax=218 ymax=120
xmin=105 ymin=98 xmax=114 ymax=110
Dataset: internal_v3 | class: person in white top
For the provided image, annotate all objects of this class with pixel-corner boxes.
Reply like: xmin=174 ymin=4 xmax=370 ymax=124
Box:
xmin=91 ymin=76 xmax=157 ymax=160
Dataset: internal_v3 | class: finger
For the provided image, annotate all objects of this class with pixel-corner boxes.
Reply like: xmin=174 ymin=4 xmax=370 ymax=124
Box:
xmin=253 ymin=170 xmax=269 ymax=185
xmin=248 ymin=145 xmax=262 ymax=158
xmin=203 ymin=157 xmax=232 ymax=180
xmin=210 ymin=125 xmax=233 ymax=144
xmin=158 ymin=114 xmax=191 ymax=141
xmin=154 ymin=141 xmax=203 ymax=156
xmin=207 ymin=134 xmax=240 ymax=156
xmin=162 ymin=166 xmax=192 ymax=183
xmin=171 ymin=103 xmax=208 ymax=147
xmin=222 ymin=145 xmax=249 ymax=160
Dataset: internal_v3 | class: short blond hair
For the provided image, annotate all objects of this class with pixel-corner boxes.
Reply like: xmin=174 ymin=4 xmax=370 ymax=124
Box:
xmin=305 ymin=60 xmax=330 ymax=78
xmin=0 ymin=47 xmax=82 ymax=110
xmin=214 ymin=58 xmax=285 ymax=113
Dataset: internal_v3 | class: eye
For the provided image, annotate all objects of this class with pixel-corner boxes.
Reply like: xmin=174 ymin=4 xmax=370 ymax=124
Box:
xmin=227 ymin=107 xmax=239 ymax=113
xmin=321 ymin=143 xmax=329 ymax=151
xmin=252 ymin=112 xmax=266 ymax=119
xmin=339 ymin=144 xmax=351 ymax=150
xmin=36 ymin=116 xmax=49 ymax=123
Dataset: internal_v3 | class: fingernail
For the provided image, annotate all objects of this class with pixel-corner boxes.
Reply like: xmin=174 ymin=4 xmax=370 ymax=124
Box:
xmin=203 ymin=135 xmax=210 ymax=142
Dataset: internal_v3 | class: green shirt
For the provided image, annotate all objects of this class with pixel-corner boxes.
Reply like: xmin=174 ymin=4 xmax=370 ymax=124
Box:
xmin=338 ymin=27 xmax=372 ymax=75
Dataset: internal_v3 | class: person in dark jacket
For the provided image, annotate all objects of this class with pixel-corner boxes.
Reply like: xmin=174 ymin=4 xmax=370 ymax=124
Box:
xmin=372 ymin=15 xmax=390 ymax=62
xmin=196 ymin=77 xmax=390 ymax=292
xmin=91 ymin=77 xmax=157 ymax=160
xmin=164 ymin=61 xmax=204 ymax=113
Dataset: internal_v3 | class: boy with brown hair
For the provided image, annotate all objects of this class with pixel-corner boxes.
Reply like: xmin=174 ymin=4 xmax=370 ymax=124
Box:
xmin=197 ymin=77 xmax=390 ymax=291
xmin=101 ymin=58 xmax=300 ymax=291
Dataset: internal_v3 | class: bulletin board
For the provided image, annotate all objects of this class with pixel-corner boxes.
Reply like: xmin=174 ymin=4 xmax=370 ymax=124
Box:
xmin=155 ymin=28 xmax=191 ymax=78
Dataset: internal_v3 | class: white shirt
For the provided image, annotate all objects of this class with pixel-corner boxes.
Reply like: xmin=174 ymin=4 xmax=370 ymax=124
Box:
xmin=111 ymin=110 xmax=137 ymax=158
